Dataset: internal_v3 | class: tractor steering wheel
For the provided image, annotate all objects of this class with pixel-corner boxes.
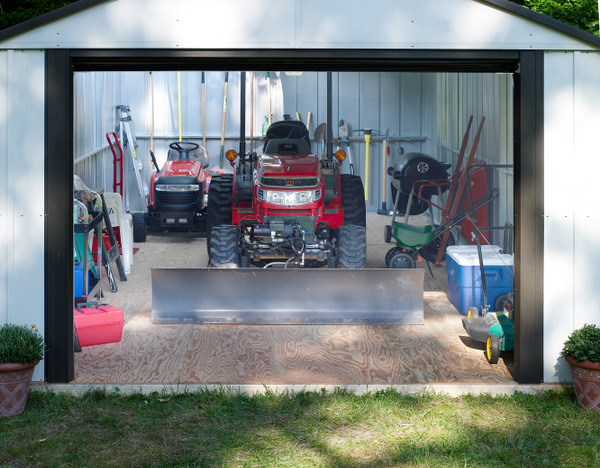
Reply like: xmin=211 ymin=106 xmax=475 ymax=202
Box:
xmin=169 ymin=142 xmax=199 ymax=161
xmin=169 ymin=142 xmax=199 ymax=152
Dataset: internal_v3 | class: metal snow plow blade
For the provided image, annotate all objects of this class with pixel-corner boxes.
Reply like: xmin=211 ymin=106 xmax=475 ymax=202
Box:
xmin=151 ymin=268 xmax=424 ymax=324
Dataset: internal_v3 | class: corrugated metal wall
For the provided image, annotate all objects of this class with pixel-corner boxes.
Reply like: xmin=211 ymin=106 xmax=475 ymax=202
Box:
xmin=0 ymin=50 xmax=45 ymax=382
xmin=436 ymin=72 xmax=514 ymax=248
xmin=544 ymin=51 xmax=600 ymax=383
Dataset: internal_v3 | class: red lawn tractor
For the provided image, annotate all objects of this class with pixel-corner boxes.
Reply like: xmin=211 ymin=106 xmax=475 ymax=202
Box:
xmin=133 ymin=142 xmax=212 ymax=242
xmin=206 ymin=121 xmax=367 ymax=268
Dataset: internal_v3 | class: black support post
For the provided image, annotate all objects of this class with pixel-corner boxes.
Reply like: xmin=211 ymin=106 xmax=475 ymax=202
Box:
xmin=45 ymin=50 xmax=74 ymax=382
xmin=240 ymin=71 xmax=246 ymax=157
xmin=327 ymin=72 xmax=333 ymax=159
xmin=513 ymin=51 xmax=544 ymax=383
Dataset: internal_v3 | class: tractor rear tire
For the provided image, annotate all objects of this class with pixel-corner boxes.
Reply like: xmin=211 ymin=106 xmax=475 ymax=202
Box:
xmin=336 ymin=225 xmax=366 ymax=268
xmin=132 ymin=212 xmax=147 ymax=243
xmin=206 ymin=174 xmax=233 ymax=255
xmin=209 ymin=225 xmax=240 ymax=268
xmin=341 ymin=174 xmax=366 ymax=227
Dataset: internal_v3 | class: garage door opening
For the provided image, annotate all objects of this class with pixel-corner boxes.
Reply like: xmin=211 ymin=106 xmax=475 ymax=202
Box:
xmin=70 ymin=68 xmax=516 ymax=385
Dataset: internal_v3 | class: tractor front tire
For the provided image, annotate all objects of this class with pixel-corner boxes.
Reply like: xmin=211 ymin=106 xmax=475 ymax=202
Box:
xmin=341 ymin=174 xmax=366 ymax=227
xmin=336 ymin=225 xmax=367 ymax=268
xmin=206 ymin=174 xmax=233 ymax=255
xmin=132 ymin=212 xmax=147 ymax=243
xmin=209 ymin=225 xmax=240 ymax=268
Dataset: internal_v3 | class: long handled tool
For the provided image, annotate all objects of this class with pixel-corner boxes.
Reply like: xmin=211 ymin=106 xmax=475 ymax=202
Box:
xmin=219 ymin=72 xmax=229 ymax=168
xmin=266 ymin=72 xmax=272 ymax=126
xmin=377 ymin=129 xmax=390 ymax=214
xmin=177 ymin=72 xmax=182 ymax=142
xmin=353 ymin=129 xmax=373 ymax=200
xmin=148 ymin=72 xmax=159 ymax=172
xmin=201 ymin=72 xmax=206 ymax=149
xmin=250 ymin=72 xmax=254 ymax=152
xmin=306 ymin=112 xmax=312 ymax=134
xmin=337 ymin=119 xmax=355 ymax=175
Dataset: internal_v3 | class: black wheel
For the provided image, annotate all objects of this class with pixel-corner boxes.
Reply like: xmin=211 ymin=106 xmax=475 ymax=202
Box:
xmin=384 ymin=224 xmax=392 ymax=243
xmin=209 ymin=225 xmax=240 ymax=268
xmin=385 ymin=247 xmax=403 ymax=268
xmin=132 ymin=212 xmax=147 ymax=243
xmin=486 ymin=334 xmax=500 ymax=364
xmin=419 ymin=228 xmax=455 ymax=263
xmin=206 ymin=174 xmax=233 ymax=254
xmin=388 ymin=252 xmax=416 ymax=269
xmin=336 ymin=225 xmax=366 ymax=268
xmin=494 ymin=292 xmax=513 ymax=313
xmin=341 ymin=174 xmax=366 ymax=227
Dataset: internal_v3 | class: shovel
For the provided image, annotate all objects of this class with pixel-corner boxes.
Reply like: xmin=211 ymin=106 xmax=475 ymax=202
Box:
xmin=337 ymin=119 xmax=355 ymax=175
xmin=314 ymin=122 xmax=327 ymax=159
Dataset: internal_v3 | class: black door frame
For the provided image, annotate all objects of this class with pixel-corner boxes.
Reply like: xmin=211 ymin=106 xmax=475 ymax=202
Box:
xmin=44 ymin=49 xmax=543 ymax=383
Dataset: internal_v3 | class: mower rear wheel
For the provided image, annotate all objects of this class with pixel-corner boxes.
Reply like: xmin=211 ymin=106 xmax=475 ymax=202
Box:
xmin=132 ymin=212 xmax=147 ymax=243
xmin=388 ymin=252 xmax=416 ymax=269
xmin=486 ymin=334 xmax=500 ymax=364
xmin=206 ymin=174 xmax=233 ymax=255
xmin=336 ymin=225 xmax=366 ymax=268
xmin=341 ymin=174 xmax=366 ymax=227
xmin=419 ymin=228 xmax=455 ymax=263
xmin=209 ymin=225 xmax=240 ymax=268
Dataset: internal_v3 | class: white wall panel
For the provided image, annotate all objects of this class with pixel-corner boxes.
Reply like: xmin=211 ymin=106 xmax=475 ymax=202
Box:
xmin=543 ymin=51 xmax=600 ymax=383
xmin=0 ymin=50 xmax=45 ymax=382
xmin=1 ymin=0 xmax=597 ymax=52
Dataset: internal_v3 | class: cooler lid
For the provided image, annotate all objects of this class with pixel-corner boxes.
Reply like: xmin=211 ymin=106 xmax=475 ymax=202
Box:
xmin=446 ymin=245 xmax=513 ymax=267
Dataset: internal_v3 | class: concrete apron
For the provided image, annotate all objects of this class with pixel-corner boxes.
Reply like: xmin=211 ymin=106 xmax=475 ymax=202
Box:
xmin=32 ymin=383 xmax=571 ymax=397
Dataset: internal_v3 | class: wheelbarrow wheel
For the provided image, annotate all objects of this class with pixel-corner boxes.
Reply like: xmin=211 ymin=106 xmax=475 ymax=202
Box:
xmin=389 ymin=252 xmax=416 ymax=269
xmin=486 ymin=334 xmax=500 ymax=364
xmin=419 ymin=227 xmax=455 ymax=263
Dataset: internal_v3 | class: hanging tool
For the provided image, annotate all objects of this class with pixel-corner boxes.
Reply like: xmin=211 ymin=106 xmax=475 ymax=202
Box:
xmin=201 ymin=72 xmax=206 ymax=149
xmin=148 ymin=72 xmax=159 ymax=173
xmin=177 ymin=71 xmax=182 ymax=142
xmin=314 ymin=123 xmax=327 ymax=159
xmin=219 ymin=72 xmax=229 ymax=168
xmin=336 ymin=119 xmax=354 ymax=175
xmin=377 ymin=129 xmax=390 ymax=215
xmin=353 ymin=129 xmax=376 ymax=200
xmin=306 ymin=112 xmax=312 ymax=133
xmin=250 ymin=72 xmax=254 ymax=152
xmin=106 ymin=132 xmax=123 ymax=197
xmin=266 ymin=72 xmax=272 ymax=126
xmin=296 ymin=112 xmax=301 ymax=121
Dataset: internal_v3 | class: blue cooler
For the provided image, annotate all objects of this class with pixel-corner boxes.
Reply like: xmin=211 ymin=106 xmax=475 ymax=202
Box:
xmin=446 ymin=245 xmax=513 ymax=315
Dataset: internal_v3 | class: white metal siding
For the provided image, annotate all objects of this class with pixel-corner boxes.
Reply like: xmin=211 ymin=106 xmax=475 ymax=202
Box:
xmin=544 ymin=51 xmax=600 ymax=383
xmin=0 ymin=0 xmax=597 ymax=51
xmin=0 ymin=50 xmax=45 ymax=382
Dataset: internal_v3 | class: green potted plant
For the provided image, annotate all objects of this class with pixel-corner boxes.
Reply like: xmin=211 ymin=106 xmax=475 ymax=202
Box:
xmin=0 ymin=323 xmax=46 ymax=417
xmin=560 ymin=323 xmax=600 ymax=413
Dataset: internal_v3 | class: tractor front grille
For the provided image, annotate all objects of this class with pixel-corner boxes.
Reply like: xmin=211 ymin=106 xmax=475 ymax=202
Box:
xmin=154 ymin=190 xmax=200 ymax=208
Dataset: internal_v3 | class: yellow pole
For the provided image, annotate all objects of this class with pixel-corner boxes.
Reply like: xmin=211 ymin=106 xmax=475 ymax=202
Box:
xmin=364 ymin=129 xmax=372 ymax=200
xmin=177 ymin=72 xmax=182 ymax=142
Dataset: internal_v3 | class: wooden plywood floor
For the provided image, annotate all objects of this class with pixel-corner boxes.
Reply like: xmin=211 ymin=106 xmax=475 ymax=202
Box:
xmin=73 ymin=214 xmax=515 ymax=385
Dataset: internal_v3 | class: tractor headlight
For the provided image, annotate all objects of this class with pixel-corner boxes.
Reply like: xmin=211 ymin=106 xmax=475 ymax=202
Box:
xmin=155 ymin=185 xmax=200 ymax=192
xmin=257 ymin=188 xmax=322 ymax=206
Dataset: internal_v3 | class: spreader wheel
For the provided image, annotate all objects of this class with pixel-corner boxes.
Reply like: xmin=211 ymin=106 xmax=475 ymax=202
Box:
xmin=384 ymin=224 xmax=392 ymax=243
xmin=388 ymin=252 xmax=416 ymax=269
xmin=486 ymin=334 xmax=500 ymax=364
xmin=209 ymin=225 xmax=240 ymax=268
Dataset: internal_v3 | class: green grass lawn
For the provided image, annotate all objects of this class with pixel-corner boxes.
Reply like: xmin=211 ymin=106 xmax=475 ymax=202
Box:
xmin=1 ymin=387 xmax=599 ymax=467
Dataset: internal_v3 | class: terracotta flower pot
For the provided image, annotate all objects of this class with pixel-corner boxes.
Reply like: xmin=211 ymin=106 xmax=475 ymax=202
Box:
xmin=565 ymin=355 xmax=600 ymax=413
xmin=0 ymin=360 xmax=40 ymax=417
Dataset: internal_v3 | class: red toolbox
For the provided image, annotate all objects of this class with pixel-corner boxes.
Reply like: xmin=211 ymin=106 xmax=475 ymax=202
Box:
xmin=74 ymin=302 xmax=125 ymax=347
